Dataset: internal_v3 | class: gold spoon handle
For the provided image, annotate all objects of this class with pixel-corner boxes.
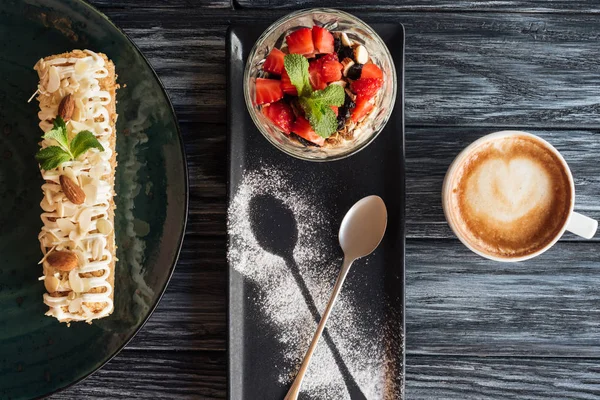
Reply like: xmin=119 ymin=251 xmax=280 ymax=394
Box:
xmin=284 ymin=256 xmax=355 ymax=400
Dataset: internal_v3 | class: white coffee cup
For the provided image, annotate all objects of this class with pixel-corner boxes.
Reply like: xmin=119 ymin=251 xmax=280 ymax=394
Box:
xmin=442 ymin=130 xmax=598 ymax=262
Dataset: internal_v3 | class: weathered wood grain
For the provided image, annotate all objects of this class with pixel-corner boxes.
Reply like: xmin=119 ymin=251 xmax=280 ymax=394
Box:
xmin=124 ymin=238 xmax=600 ymax=358
xmin=234 ymin=0 xmax=600 ymax=13
xmin=177 ymin=121 xmax=600 ymax=241
xmin=407 ymin=240 xmax=600 ymax=356
xmin=51 ymin=351 xmax=600 ymax=400
xmin=407 ymin=356 xmax=600 ymax=400
xmin=96 ymin=9 xmax=600 ymax=128
xmin=126 ymin=237 xmax=227 ymax=351
xmin=402 ymin=14 xmax=600 ymax=128
xmin=90 ymin=0 xmax=231 ymax=9
xmin=405 ymin=127 xmax=600 ymax=239
xmin=50 ymin=350 xmax=227 ymax=399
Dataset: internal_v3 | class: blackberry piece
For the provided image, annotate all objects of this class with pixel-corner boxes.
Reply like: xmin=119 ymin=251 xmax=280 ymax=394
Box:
xmin=337 ymin=115 xmax=346 ymax=130
xmin=346 ymin=64 xmax=363 ymax=80
xmin=343 ymin=94 xmax=356 ymax=110
xmin=337 ymin=45 xmax=353 ymax=61
xmin=334 ymin=37 xmax=342 ymax=53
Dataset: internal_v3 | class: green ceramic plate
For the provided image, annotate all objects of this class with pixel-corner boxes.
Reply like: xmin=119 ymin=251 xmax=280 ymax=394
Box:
xmin=0 ymin=0 xmax=188 ymax=398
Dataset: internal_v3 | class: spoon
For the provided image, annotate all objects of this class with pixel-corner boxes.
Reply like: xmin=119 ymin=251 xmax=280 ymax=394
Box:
xmin=284 ymin=195 xmax=388 ymax=400
xmin=249 ymin=194 xmax=368 ymax=399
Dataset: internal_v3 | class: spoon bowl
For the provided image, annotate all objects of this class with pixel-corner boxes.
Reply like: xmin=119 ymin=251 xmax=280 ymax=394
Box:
xmin=339 ymin=195 xmax=388 ymax=260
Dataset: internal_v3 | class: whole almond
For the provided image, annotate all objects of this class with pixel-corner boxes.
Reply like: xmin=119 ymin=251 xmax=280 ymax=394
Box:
xmin=58 ymin=94 xmax=75 ymax=121
xmin=47 ymin=250 xmax=79 ymax=272
xmin=60 ymin=175 xmax=86 ymax=205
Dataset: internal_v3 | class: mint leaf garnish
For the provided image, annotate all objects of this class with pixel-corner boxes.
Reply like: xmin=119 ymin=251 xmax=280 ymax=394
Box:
xmin=284 ymin=55 xmax=346 ymax=138
xmin=283 ymin=54 xmax=312 ymax=97
xmin=309 ymin=84 xmax=345 ymax=106
xmin=70 ymin=130 xmax=105 ymax=159
xmin=35 ymin=117 xmax=105 ymax=170
xmin=307 ymin=103 xmax=338 ymax=137
xmin=35 ymin=146 xmax=72 ymax=170
xmin=43 ymin=116 xmax=70 ymax=150
xmin=298 ymin=85 xmax=345 ymax=138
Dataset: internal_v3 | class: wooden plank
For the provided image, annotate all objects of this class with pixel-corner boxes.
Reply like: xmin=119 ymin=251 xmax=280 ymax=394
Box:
xmin=129 ymin=238 xmax=600 ymax=357
xmin=51 ymin=350 xmax=600 ymax=400
xmin=401 ymin=13 xmax=600 ymax=128
xmin=89 ymin=0 xmax=231 ymax=9
xmin=407 ymin=356 xmax=600 ymax=400
xmin=126 ymin=240 xmax=227 ymax=351
xmin=406 ymin=240 xmax=600 ymax=356
xmin=98 ymin=9 xmax=600 ymax=127
xmin=177 ymin=121 xmax=600 ymax=241
xmin=234 ymin=0 xmax=600 ymax=13
xmin=405 ymin=127 xmax=600 ymax=239
xmin=49 ymin=350 xmax=227 ymax=399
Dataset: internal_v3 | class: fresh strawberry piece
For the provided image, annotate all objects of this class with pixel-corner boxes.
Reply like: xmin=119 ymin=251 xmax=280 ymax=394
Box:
xmin=330 ymin=105 xmax=339 ymax=116
xmin=312 ymin=26 xmax=334 ymax=54
xmin=351 ymin=78 xmax=383 ymax=101
xmin=280 ymin=70 xmax=298 ymax=95
xmin=262 ymin=101 xmax=294 ymax=134
xmin=320 ymin=60 xmax=343 ymax=82
xmin=291 ymin=116 xmax=325 ymax=146
xmin=286 ymin=28 xmax=314 ymax=56
xmin=351 ymin=97 xmax=374 ymax=122
xmin=255 ymin=78 xmax=284 ymax=105
xmin=308 ymin=59 xmax=327 ymax=90
xmin=361 ymin=63 xmax=384 ymax=79
xmin=307 ymin=54 xmax=340 ymax=88
xmin=318 ymin=53 xmax=338 ymax=63
xmin=263 ymin=48 xmax=285 ymax=75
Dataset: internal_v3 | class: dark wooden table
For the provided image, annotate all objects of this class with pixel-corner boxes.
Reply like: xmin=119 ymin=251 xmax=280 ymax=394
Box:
xmin=51 ymin=1 xmax=600 ymax=398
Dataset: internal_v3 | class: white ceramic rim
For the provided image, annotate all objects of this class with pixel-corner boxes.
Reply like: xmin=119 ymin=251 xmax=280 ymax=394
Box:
xmin=442 ymin=130 xmax=576 ymax=262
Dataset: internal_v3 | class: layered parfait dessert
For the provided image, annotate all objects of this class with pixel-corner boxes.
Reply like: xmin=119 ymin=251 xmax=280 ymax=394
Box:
xmin=253 ymin=25 xmax=385 ymax=147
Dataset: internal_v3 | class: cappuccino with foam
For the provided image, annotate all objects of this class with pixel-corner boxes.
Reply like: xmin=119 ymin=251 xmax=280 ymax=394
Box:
xmin=445 ymin=134 xmax=572 ymax=259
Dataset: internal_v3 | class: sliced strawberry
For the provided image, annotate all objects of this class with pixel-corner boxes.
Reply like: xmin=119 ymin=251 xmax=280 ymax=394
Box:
xmin=291 ymin=116 xmax=325 ymax=146
xmin=351 ymin=78 xmax=383 ymax=101
xmin=361 ymin=63 xmax=383 ymax=79
xmin=286 ymin=28 xmax=314 ymax=56
xmin=312 ymin=26 xmax=334 ymax=54
xmin=280 ymin=70 xmax=298 ymax=95
xmin=318 ymin=53 xmax=338 ymax=63
xmin=255 ymin=78 xmax=284 ymax=105
xmin=262 ymin=101 xmax=294 ymax=134
xmin=320 ymin=60 xmax=343 ymax=82
xmin=263 ymin=48 xmax=285 ymax=75
xmin=308 ymin=59 xmax=327 ymax=90
xmin=307 ymin=54 xmax=340 ymax=88
xmin=330 ymin=105 xmax=339 ymax=116
xmin=351 ymin=97 xmax=374 ymax=122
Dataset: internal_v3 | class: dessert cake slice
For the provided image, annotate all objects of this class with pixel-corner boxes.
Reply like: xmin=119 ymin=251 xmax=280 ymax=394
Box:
xmin=33 ymin=50 xmax=118 ymax=323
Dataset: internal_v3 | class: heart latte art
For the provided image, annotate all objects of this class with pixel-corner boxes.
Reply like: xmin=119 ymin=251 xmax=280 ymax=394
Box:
xmin=466 ymin=158 xmax=552 ymax=223
xmin=449 ymin=135 xmax=572 ymax=258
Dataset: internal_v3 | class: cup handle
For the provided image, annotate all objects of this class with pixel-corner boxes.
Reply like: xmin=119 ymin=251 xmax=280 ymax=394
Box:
xmin=566 ymin=212 xmax=598 ymax=239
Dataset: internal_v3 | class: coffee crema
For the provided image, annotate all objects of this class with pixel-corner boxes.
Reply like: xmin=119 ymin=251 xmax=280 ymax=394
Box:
xmin=447 ymin=135 xmax=572 ymax=259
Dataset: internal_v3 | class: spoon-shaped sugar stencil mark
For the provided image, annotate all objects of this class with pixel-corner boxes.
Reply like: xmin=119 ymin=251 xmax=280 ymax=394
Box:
xmin=248 ymin=194 xmax=298 ymax=260
xmin=248 ymin=194 xmax=367 ymax=400
xmin=284 ymin=195 xmax=388 ymax=400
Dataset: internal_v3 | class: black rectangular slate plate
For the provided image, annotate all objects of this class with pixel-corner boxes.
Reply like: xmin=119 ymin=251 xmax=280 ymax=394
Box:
xmin=227 ymin=22 xmax=405 ymax=400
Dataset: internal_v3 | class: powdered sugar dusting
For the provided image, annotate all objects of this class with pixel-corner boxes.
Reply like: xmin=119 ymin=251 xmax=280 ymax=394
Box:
xmin=228 ymin=165 xmax=404 ymax=399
